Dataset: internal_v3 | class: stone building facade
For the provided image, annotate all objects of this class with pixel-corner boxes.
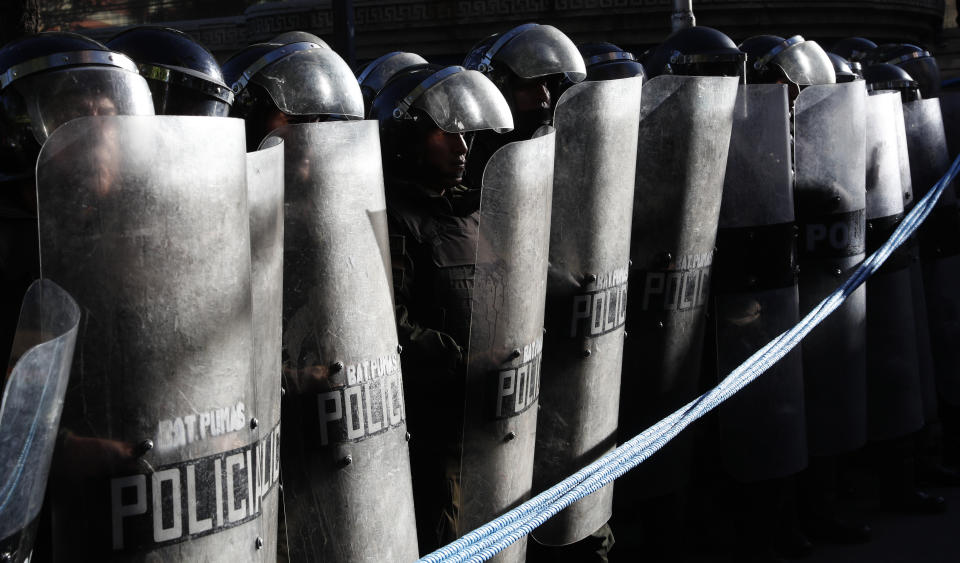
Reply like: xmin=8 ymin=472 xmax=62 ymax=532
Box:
xmin=70 ymin=1 xmax=946 ymax=68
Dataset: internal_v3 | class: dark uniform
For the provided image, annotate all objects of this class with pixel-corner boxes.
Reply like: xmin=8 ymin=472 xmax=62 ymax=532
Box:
xmin=387 ymin=179 xmax=479 ymax=550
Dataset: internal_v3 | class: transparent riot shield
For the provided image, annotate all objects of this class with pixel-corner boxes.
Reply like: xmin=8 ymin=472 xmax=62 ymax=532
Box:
xmin=893 ymin=101 xmax=937 ymax=421
xmin=713 ymin=84 xmax=807 ymax=482
xmin=267 ymin=120 xmax=419 ymax=562
xmin=37 ymin=115 xmax=268 ymax=561
xmin=864 ymin=91 xmax=923 ymax=440
xmin=903 ymin=98 xmax=960 ymax=406
xmin=617 ymin=74 xmax=739 ymax=500
xmin=246 ymin=137 xmax=284 ymax=561
xmin=794 ymin=81 xmax=867 ymax=456
xmin=0 ymin=280 xmax=79 ymax=563
xmin=460 ymin=127 xmax=556 ymax=563
xmin=531 ymin=76 xmax=642 ymax=546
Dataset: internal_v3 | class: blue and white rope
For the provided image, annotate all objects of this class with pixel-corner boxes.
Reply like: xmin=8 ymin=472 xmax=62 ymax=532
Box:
xmin=418 ymin=152 xmax=960 ymax=563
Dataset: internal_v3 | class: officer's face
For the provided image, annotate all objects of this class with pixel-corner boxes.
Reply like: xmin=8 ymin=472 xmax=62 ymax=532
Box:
xmin=420 ymin=127 xmax=468 ymax=192
xmin=512 ymin=76 xmax=551 ymax=113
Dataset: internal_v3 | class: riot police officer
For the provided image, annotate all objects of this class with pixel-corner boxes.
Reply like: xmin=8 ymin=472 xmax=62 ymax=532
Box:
xmin=0 ymin=31 xmax=153 ymax=372
xmin=370 ymin=63 xmax=513 ymax=553
xmin=614 ymin=24 xmax=742 ymax=561
xmin=106 ymin=26 xmax=234 ymax=116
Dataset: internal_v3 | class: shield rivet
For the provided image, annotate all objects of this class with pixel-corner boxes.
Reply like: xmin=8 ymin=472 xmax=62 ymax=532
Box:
xmin=657 ymin=321 xmax=665 ymax=329
xmin=405 ymin=432 xmax=411 ymax=442
xmin=331 ymin=361 xmax=344 ymax=373
xmin=659 ymin=251 xmax=673 ymax=265
xmin=623 ymin=331 xmax=628 ymax=338
xmin=134 ymin=439 xmax=154 ymax=458
xmin=339 ymin=455 xmax=353 ymax=468
xmin=629 ymin=259 xmax=633 ymax=267
xmin=583 ymin=349 xmax=592 ymax=358
xmin=510 ymin=348 xmax=521 ymax=360
xmin=250 ymin=418 xmax=259 ymax=430
xmin=505 ymin=432 xmax=516 ymax=442
xmin=833 ymin=267 xmax=843 ymax=277
xmin=280 ymin=385 xmax=286 ymax=397
xmin=587 ymin=273 xmax=598 ymax=283
xmin=256 ymin=537 xmax=264 ymax=549
xmin=542 ymin=327 xmax=547 ymax=335
xmin=867 ymin=222 xmax=873 ymax=230
xmin=747 ymin=275 xmax=757 ymax=287
xmin=397 ymin=345 xmax=403 ymax=354
xmin=833 ymin=195 xmax=841 ymax=204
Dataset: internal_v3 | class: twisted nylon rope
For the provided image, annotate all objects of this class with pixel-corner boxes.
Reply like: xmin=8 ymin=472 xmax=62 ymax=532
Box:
xmin=419 ymin=152 xmax=960 ymax=563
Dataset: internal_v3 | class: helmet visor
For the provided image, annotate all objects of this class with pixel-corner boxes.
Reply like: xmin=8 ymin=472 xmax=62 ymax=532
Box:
xmin=252 ymin=48 xmax=364 ymax=118
xmin=774 ymin=41 xmax=836 ymax=86
xmin=14 ymin=66 xmax=154 ymax=144
xmin=148 ymin=81 xmax=231 ymax=117
xmin=497 ymin=25 xmax=587 ymax=82
xmin=413 ymin=69 xmax=513 ymax=133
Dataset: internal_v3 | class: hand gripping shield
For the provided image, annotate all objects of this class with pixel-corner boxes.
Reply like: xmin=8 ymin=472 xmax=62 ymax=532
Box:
xmin=902 ymin=98 xmax=960 ymax=406
xmin=617 ymin=75 xmax=739 ymax=500
xmin=246 ymin=137 xmax=285 ymax=559
xmin=864 ymin=91 xmax=923 ymax=440
xmin=0 ymin=280 xmax=79 ymax=563
xmin=532 ymin=76 xmax=642 ymax=546
xmin=267 ymin=120 xmax=418 ymax=562
xmin=460 ymin=128 xmax=556 ymax=563
xmin=712 ymin=84 xmax=806 ymax=482
xmin=37 ymin=116 xmax=273 ymax=561
xmin=794 ymin=81 xmax=867 ymax=455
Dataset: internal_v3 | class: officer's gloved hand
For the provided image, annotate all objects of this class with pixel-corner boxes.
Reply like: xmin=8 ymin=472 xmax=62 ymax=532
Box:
xmin=418 ymin=329 xmax=463 ymax=372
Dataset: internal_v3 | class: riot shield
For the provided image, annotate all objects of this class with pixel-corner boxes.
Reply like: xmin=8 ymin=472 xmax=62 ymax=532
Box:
xmin=38 ymin=116 xmax=270 ymax=561
xmin=460 ymin=127 xmax=556 ymax=563
xmin=864 ymin=91 xmax=923 ymax=440
xmin=794 ymin=81 xmax=867 ymax=456
xmin=893 ymin=101 xmax=937 ymax=421
xmin=532 ymin=76 xmax=642 ymax=546
xmin=939 ymin=91 xmax=960 ymax=159
xmin=617 ymin=74 xmax=739 ymax=499
xmin=267 ymin=120 xmax=419 ymax=562
xmin=246 ymin=138 xmax=284 ymax=561
xmin=713 ymin=84 xmax=806 ymax=482
xmin=902 ymin=98 xmax=960 ymax=406
xmin=0 ymin=280 xmax=79 ymax=563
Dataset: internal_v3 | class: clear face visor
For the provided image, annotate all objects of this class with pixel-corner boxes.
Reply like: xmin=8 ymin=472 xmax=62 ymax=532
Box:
xmin=410 ymin=69 xmax=514 ymax=134
xmin=494 ymin=25 xmax=587 ymax=82
xmin=147 ymin=81 xmax=231 ymax=117
xmin=11 ymin=66 xmax=154 ymax=144
xmin=773 ymin=41 xmax=836 ymax=86
xmin=252 ymin=48 xmax=364 ymax=118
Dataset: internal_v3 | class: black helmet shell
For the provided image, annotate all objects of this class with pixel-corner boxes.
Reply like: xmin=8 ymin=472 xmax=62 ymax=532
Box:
xmin=646 ymin=26 xmax=745 ymax=78
xmin=830 ymin=37 xmax=878 ymax=62
xmin=863 ymin=62 xmax=920 ymax=102
xmin=106 ymin=26 xmax=232 ymax=115
xmin=578 ymin=42 xmax=646 ymax=82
